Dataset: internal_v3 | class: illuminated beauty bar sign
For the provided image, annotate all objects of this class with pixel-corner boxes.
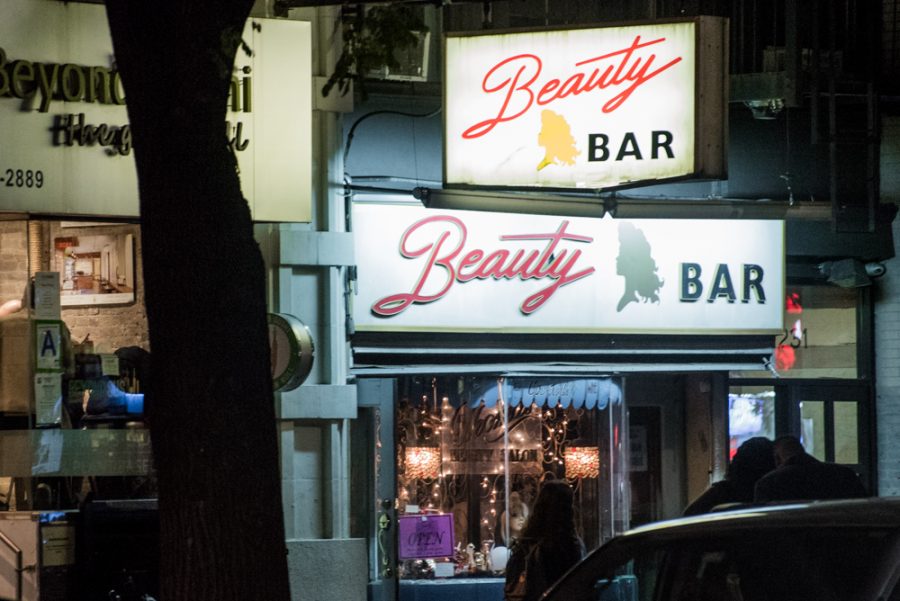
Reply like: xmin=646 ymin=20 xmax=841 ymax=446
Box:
xmin=0 ymin=0 xmax=311 ymax=222
xmin=444 ymin=18 xmax=727 ymax=190
xmin=352 ymin=203 xmax=784 ymax=334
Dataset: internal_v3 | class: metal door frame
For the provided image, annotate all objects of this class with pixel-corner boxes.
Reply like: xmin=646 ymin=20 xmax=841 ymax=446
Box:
xmin=357 ymin=378 xmax=399 ymax=601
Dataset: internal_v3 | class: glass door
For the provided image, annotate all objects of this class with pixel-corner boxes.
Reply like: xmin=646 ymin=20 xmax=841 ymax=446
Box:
xmin=789 ymin=383 xmax=872 ymax=492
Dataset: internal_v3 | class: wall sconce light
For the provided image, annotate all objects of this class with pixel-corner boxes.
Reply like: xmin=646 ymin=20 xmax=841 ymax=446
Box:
xmin=564 ymin=447 xmax=600 ymax=479
xmin=405 ymin=446 xmax=442 ymax=479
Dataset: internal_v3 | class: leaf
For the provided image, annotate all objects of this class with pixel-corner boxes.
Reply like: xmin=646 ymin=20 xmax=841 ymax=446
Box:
xmin=322 ymin=4 xmax=427 ymax=99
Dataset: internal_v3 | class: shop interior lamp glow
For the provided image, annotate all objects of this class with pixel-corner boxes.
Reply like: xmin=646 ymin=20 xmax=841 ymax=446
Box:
xmin=564 ymin=447 xmax=600 ymax=479
xmin=405 ymin=446 xmax=441 ymax=480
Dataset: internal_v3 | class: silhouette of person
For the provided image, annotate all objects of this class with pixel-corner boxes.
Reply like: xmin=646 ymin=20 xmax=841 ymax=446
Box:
xmin=753 ymin=435 xmax=868 ymax=503
xmin=504 ymin=480 xmax=584 ymax=601
xmin=615 ymin=222 xmax=664 ymax=312
xmin=683 ymin=436 xmax=775 ymax=516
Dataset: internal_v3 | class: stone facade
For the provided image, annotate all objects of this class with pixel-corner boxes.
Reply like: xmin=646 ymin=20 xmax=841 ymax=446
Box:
xmin=876 ymin=117 xmax=900 ymax=496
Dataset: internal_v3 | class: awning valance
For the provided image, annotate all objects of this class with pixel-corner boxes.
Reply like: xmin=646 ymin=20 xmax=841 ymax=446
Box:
xmin=403 ymin=376 xmax=623 ymax=410
xmin=471 ymin=377 xmax=623 ymax=410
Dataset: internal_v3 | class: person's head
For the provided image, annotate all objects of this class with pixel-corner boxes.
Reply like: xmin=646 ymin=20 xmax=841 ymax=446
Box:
xmin=727 ymin=436 xmax=776 ymax=481
xmin=773 ymin=435 xmax=807 ymax=467
xmin=520 ymin=479 xmax=576 ymax=542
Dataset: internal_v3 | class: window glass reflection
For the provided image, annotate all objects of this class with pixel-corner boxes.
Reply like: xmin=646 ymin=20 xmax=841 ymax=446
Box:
xmin=731 ymin=285 xmax=857 ymax=379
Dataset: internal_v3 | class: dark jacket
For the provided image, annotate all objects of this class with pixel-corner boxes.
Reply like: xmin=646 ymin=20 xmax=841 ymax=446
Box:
xmin=753 ymin=453 xmax=868 ymax=503
xmin=504 ymin=535 xmax=584 ymax=601
xmin=684 ymin=436 xmax=776 ymax=516
xmin=683 ymin=480 xmax=744 ymax=516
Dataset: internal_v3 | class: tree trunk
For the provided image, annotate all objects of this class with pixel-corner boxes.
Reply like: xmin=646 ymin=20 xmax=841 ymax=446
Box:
xmin=103 ymin=2 xmax=291 ymax=599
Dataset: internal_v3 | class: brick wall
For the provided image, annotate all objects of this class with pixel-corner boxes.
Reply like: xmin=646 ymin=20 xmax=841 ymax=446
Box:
xmin=0 ymin=221 xmax=28 ymax=303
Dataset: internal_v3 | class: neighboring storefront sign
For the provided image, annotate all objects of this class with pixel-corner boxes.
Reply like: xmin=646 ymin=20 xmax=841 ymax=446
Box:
xmin=444 ymin=18 xmax=727 ymax=190
xmin=0 ymin=0 xmax=311 ymax=222
xmin=352 ymin=203 xmax=784 ymax=334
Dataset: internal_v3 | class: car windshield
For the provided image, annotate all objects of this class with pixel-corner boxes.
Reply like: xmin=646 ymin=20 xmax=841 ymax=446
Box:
xmin=551 ymin=527 xmax=900 ymax=601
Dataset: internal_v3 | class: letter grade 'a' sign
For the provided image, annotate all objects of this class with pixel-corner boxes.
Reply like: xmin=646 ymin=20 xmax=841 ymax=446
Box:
xmin=444 ymin=18 xmax=728 ymax=191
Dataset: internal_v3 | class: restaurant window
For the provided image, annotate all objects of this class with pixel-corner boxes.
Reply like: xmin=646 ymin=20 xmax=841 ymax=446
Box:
xmin=730 ymin=285 xmax=858 ymax=379
xmin=394 ymin=376 xmax=628 ymax=581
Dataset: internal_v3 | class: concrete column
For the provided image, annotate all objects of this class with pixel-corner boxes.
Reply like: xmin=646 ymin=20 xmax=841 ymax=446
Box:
xmin=875 ymin=218 xmax=900 ymax=496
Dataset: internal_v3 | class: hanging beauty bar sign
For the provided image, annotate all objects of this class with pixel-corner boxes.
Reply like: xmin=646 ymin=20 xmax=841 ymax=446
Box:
xmin=352 ymin=203 xmax=784 ymax=334
xmin=444 ymin=18 xmax=727 ymax=191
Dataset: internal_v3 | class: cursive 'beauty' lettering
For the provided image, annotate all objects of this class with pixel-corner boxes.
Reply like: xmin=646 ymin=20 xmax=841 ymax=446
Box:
xmin=372 ymin=215 xmax=595 ymax=317
xmin=462 ymin=35 xmax=682 ymax=139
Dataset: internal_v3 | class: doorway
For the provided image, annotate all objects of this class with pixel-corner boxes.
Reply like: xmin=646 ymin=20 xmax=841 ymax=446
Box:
xmin=729 ymin=380 xmax=873 ymax=493
xmin=788 ymin=383 xmax=873 ymax=491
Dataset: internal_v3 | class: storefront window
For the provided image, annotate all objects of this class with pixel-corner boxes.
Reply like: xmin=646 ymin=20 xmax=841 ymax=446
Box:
xmin=1 ymin=219 xmax=153 ymax=513
xmin=731 ymin=285 xmax=858 ymax=379
xmin=394 ymin=376 xmax=627 ymax=581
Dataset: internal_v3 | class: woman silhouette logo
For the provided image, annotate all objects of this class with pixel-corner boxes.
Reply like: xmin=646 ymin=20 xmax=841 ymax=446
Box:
xmin=615 ymin=222 xmax=664 ymax=312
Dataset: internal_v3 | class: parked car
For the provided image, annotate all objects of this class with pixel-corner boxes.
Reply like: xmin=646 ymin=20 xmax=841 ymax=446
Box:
xmin=543 ymin=498 xmax=900 ymax=601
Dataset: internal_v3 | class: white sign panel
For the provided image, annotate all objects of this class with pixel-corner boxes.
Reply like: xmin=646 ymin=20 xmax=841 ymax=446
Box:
xmin=352 ymin=203 xmax=784 ymax=334
xmin=445 ymin=20 xmax=725 ymax=190
xmin=0 ymin=0 xmax=311 ymax=222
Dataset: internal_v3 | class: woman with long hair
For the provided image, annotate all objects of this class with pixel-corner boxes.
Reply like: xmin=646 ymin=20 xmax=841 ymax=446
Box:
xmin=504 ymin=479 xmax=584 ymax=601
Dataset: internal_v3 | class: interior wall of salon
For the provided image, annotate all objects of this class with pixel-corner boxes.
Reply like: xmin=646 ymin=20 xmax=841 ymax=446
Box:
xmin=626 ymin=374 xmax=687 ymax=519
xmin=626 ymin=372 xmax=727 ymax=520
